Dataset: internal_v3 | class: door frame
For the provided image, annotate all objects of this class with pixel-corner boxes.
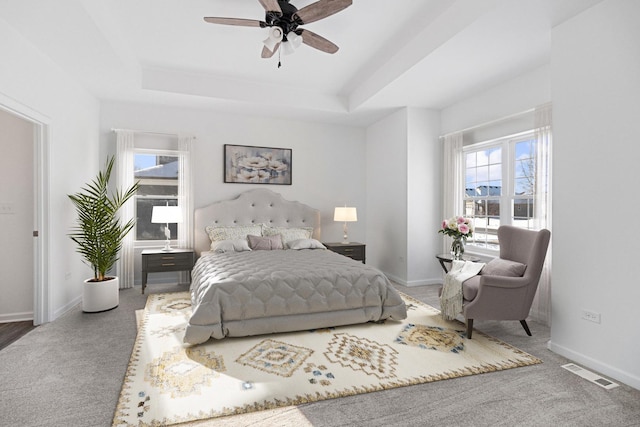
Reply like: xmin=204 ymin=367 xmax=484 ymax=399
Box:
xmin=0 ymin=93 xmax=50 ymax=325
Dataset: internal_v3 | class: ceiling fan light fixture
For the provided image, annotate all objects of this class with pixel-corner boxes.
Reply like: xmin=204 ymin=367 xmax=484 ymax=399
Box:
xmin=282 ymin=40 xmax=296 ymax=56
xmin=287 ymin=31 xmax=302 ymax=49
xmin=204 ymin=0 xmax=353 ymax=60
xmin=263 ymin=26 xmax=283 ymax=52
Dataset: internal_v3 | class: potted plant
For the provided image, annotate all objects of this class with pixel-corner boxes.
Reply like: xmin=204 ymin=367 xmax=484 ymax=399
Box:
xmin=68 ymin=156 xmax=139 ymax=312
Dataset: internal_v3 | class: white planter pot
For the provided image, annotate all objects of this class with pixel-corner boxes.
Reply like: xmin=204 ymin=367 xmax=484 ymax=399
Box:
xmin=83 ymin=276 xmax=119 ymax=313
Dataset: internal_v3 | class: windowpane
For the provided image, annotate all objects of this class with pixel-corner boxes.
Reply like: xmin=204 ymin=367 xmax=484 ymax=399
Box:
xmin=515 ymin=177 xmax=532 ymax=195
xmin=488 ymin=164 xmax=502 ymax=181
xmin=514 ymin=160 xmax=529 ymax=178
xmin=466 ymin=152 xmax=477 ymax=168
xmin=136 ymin=198 xmax=178 ymax=240
xmin=515 ymin=140 xmax=535 ymax=159
xmin=137 ymin=184 xmax=178 ymax=197
xmin=460 ymin=134 xmax=547 ymax=252
xmin=135 ymin=155 xmax=179 ymax=179
xmin=514 ymin=140 xmax=535 ymax=197
xmin=513 ymin=198 xmax=535 ymax=229
xmin=476 ymin=150 xmax=488 ymax=166
xmin=465 ymin=169 xmax=476 ymax=191
xmin=465 ymin=147 xmax=502 ymax=198
xmin=488 ymin=147 xmax=501 ymax=164
xmin=488 ymin=181 xmax=501 ymax=195
xmin=134 ymin=153 xmax=180 ymax=242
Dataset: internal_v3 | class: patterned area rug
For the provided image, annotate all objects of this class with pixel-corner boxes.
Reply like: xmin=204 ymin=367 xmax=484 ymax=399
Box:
xmin=113 ymin=292 xmax=541 ymax=426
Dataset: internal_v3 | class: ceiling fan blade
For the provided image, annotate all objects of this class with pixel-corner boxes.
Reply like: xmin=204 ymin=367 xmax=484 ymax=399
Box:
xmin=258 ymin=0 xmax=282 ymax=14
xmin=294 ymin=0 xmax=352 ymax=25
xmin=203 ymin=17 xmax=266 ymax=27
xmin=299 ymin=29 xmax=339 ymax=54
xmin=262 ymin=43 xmax=280 ymax=58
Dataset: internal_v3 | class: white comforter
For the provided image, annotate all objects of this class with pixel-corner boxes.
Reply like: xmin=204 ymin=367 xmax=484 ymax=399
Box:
xmin=184 ymin=249 xmax=407 ymax=344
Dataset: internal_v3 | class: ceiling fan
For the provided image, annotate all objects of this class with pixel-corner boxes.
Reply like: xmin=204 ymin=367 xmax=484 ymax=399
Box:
xmin=204 ymin=0 xmax=352 ymax=60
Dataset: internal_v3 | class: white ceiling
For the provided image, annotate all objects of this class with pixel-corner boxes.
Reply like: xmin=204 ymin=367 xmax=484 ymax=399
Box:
xmin=0 ymin=0 xmax=602 ymax=126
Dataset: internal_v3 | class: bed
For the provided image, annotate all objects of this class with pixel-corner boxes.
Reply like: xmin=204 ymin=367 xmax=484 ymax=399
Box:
xmin=184 ymin=189 xmax=407 ymax=345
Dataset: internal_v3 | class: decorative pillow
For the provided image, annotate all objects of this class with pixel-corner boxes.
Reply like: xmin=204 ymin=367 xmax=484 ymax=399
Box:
xmin=481 ymin=258 xmax=527 ymax=277
xmin=287 ymin=238 xmax=326 ymax=250
xmin=247 ymin=234 xmax=284 ymax=250
xmin=211 ymin=239 xmax=252 ymax=253
xmin=263 ymin=226 xmax=313 ymax=244
xmin=205 ymin=224 xmax=262 ymax=242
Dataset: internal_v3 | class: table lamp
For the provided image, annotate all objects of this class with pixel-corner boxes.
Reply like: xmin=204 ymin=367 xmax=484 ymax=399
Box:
xmin=151 ymin=205 xmax=182 ymax=251
xmin=334 ymin=206 xmax=357 ymax=244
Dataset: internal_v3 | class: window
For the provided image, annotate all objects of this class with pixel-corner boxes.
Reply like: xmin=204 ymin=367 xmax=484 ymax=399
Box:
xmin=463 ymin=131 xmax=539 ymax=250
xmin=134 ymin=152 xmax=179 ymax=242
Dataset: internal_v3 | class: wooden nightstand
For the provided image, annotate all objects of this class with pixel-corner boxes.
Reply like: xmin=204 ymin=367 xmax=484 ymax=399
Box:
xmin=323 ymin=242 xmax=366 ymax=263
xmin=141 ymin=248 xmax=195 ymax=294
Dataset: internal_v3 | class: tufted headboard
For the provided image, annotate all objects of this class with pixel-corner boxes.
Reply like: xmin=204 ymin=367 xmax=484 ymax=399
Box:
xmin=194 ymin=189 xmax=321 ymax=256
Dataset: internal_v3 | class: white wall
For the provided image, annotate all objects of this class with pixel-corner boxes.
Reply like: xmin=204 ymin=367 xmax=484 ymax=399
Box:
xmin=549 ymin=0 xmax=640 ymax=389
xmin=100 ymin=101 xmax=367 ymax=283
xmin=0 ymin=109 xmax=33 ymax=321
xmin=365 ymin=108 xmax=442 ymax=286
xmin=407 ymin=108 xmax=442 ymax=285
xmin=0 ymin=17 xmax=100 ymax=321
xmin=441 ymin=64 xmax=551 ymax=136
xmin=366 ymin=109 xmax=408 ymax=282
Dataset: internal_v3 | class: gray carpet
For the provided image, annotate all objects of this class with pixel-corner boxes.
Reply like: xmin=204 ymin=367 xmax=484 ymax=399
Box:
xmin=1 ymin=282 xmax=639 ymax=427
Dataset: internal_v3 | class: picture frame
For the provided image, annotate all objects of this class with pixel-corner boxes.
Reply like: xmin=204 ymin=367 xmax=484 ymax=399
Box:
xmin=224 ymin=144 xmax=292 ymax=185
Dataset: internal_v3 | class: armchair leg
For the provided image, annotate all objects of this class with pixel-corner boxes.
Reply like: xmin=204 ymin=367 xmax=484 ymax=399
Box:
xmin=466 ymin=319 xmax=474 ymax=339
xmin=520 ymin=320 xmax=532 ymax=336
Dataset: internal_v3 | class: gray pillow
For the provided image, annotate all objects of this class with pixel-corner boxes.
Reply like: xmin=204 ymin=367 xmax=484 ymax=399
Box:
xmin=247 ymin=234 xmax=284 ymax=250
xmin=481 ymin=258 xmax=527 ymax=277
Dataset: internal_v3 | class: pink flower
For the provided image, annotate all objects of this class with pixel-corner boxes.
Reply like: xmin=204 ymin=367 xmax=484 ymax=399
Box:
xmin=442 ymin=220 xmax=448 ymax=229
xmin=456 ymin=216 xmax=466 ymax=224
xmin=458 ymin=224 xmax=470 ymax=235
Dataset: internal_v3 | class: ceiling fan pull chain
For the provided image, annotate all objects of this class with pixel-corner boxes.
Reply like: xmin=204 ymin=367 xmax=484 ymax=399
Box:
xmin=278 ymin=49 xmax=282 ymax=68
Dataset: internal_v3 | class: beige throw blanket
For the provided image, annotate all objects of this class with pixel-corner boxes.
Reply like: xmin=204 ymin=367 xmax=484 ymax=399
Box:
xmin=440 ymin=260 xmax=485 ymax=320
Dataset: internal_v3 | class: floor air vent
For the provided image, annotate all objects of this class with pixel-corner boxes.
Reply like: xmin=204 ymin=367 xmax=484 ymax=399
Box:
xmin=561 ymin=363 xmax=619 ymax=389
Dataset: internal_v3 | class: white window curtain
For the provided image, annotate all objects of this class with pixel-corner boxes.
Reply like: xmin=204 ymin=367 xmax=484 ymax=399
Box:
xmin=442 ymin=132 xmax=464 ymax=252
xmin=177 ymin=135 xmax=194 ymax=251
xmin=529 ymin=103 xmax=553 ymax=325
xmin=115 ymin=130 xmax=136 ymax=289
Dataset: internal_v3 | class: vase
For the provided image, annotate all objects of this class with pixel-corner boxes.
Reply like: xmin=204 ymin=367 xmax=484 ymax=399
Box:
xmin=450 ymin=237 xmax=465 ymax=260
xmin=83 ymin=276 xmax=119 ymax=313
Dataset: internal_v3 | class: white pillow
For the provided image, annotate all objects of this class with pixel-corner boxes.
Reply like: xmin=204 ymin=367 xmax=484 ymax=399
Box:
xmin=205 ymin=224 xmax=262 ymax=242
xmin=263 ymin=226 xmax=313 ymax=244
xmin=287 ymin=239 xmax=326 ymax=250
xmin=211 ymin=239 xmax=252 ymax=253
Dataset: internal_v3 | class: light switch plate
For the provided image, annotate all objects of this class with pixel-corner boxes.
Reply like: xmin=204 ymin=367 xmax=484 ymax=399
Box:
xmin=0 ymin=202 xmax=15 ymax=215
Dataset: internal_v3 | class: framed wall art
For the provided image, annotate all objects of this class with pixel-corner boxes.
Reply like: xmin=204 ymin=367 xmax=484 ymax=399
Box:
xmin=224 ymin=144 xmax=292 ymax=185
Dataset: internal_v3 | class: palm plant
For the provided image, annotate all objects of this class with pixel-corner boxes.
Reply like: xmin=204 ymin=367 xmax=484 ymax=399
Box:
xmin=68 ymin=156 xmax=139 ymax=282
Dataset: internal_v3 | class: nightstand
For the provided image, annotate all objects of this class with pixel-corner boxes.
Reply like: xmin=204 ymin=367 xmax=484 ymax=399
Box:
xmin=141 ymin=248 xmax=195 ymax=294
xmin=323 ymin=242 xmax=366 ymax=263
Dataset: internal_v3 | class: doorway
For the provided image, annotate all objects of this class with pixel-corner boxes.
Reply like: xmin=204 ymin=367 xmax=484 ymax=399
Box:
xmin=0 ymin=109 xmax=34 ymax=325
xmin=0 ymin=95 xmax=50 ymax=327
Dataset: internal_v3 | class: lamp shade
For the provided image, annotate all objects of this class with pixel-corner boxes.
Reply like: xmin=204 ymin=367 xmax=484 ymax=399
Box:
xmin=334 ymin=207 xmax=357 ymax=222
xmin=151 ymin=206 xmax=183 ymax=224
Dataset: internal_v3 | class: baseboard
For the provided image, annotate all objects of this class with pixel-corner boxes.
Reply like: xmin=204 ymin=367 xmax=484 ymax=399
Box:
xmin=548 ymin=340 xmax=640 ymax=391
xmin=53 ymin=294 xmax=82 ymax=321
xmin=404 ymin=278 xmax=442 ymax=287
xmin=0 ymin=311 xmax=34 ymax=323
xmin=383 ymin=272 xmax=442 ymax=287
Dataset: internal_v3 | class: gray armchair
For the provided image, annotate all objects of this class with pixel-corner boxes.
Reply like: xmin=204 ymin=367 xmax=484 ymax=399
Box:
xmin=461 ymin=225 xmax=551 ymax=339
